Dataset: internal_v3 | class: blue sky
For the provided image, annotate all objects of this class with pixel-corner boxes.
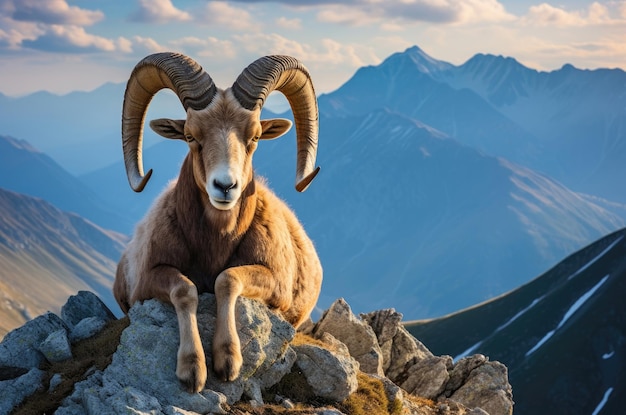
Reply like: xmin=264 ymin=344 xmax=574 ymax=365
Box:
xmin=1 ymin=0 xmax=625 ymax=96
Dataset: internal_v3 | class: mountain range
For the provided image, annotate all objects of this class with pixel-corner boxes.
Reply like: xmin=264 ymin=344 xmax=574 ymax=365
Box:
xmin=1 ymin=45 xmax=625 ymax=322
xmin=0 ymin=187 xmax=125 ymax=337
xmin=0 ymin=135 xmax=133 ymax=233
xmin=406 ymin=227 xmax=626 ymax=415
xmin=321 ymin=46 xmax=626 ymax=205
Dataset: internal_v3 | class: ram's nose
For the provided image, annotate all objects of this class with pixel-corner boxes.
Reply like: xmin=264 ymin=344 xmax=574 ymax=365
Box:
xmin=213 ymin=179 xmax=238 ymax=195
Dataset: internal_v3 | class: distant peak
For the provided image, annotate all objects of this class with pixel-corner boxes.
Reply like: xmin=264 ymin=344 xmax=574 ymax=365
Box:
xmin=381 ymin=45 xmax=453 ymax=74
xmin=0 ymin=135 xmax=40 ymax=153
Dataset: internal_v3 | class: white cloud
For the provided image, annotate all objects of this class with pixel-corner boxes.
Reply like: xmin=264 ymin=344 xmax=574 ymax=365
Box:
xmin=232 ymin=33 xmax=370 ymax=68
xmin=169 ymin=36 xmax=236 ymax=59
xmin=116 ymin=37 xmax=133 ymax=54
xmin=276 ymin=16 xmax=302 ymax=30
xmin=0 ymin=15 xmax=44 ymax=49
xmin=522 ymin=2 xmax=626 ymax=27
xmin=130 ymin=0 xmax=191 ymax=23
xmin=317 ymin=5 xmax=378 ymax=26
xmin=132 ymin=36 xmax=167 ymax=54
xmin=22 ymin=24 xmax=116 ymax=53
xmin=197 ymin=2 xmax=255 ymax=30
xmin=313 ymin=0 xmax=515 ymax=26
xmin=6 ymin=0 xmax=103 ymax=26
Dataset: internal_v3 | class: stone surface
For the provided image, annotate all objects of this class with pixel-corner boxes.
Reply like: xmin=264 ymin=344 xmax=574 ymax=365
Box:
xmin=448 ymin=360 xmax=513 ymax=415
xmin=0 ymin=367 xmax=46 ymax=414
xmin=0 ymin=311 xmax=67 ymax=369
xmin=292 ymin=332 xmax=359 ymax=402
xmin=61 ymin=290 xmax=116 ymax=331
xmin=57 ymin=293 xmax=295 ymax=413
xmin=38 ymin=328 xmax=73 ymax=363
xmin=312 ymin=298 xmax=384 ymax=376
xmin=1 ymin=291 xmax=514 ymax=415
xmin=400 ymin=355 xmax=452 ymax=399
xmin=361 ymin=308 xmax=434 ymax=382
xmin=68 ymin=316 xmax=108 ymax=343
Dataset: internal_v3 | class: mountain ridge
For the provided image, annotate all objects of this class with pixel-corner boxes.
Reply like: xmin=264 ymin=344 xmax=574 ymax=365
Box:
xmin=0 ymin=187 xmax=126 ymax=337
xmin=406 ymin=227 xmax=626 ymax=414
xmin=0 ymin=135 xmax=133 ymax=233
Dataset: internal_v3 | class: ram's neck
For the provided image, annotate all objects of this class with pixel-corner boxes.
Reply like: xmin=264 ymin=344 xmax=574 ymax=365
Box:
xmin=174 ymin=155 xmax=257 ymax=239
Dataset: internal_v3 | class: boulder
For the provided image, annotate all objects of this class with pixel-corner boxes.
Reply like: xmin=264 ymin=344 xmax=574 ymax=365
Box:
xmin=61 ymin=291 xmax=116 ymax=331
xmin=0 ymin=312 xmax=67 ymax=369
xmin=0 ymin=367 xmax=46 ymax=414
xmin=58 ymin=293 xmax=296 ymax=413
xmin=354 ymin=308 xmax=514 ymax=415
xmin=447 ymin=358 xmax=513 ymax=415
xmin=312 ymin=298 xmax=384 ymax=376
xmin=38 ymin=329 xmax=73 ymax=363
xmin=292 ymin=332 xmax=359 ymax=402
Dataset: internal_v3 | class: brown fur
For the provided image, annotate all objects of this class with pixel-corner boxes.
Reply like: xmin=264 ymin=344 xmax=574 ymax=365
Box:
xmin=114 ymin=89 xmax=323 ymax=392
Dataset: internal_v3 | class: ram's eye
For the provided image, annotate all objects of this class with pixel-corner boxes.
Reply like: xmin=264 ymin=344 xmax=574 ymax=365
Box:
xmin=185 ymin=134 xmax=195 ymax=143
xmin=251 ymin=136 xmax=260 ymax=143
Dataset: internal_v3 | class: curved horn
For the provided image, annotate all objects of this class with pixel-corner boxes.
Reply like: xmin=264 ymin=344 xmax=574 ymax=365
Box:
xmin=122 ymin=52 xmax=217 ymax=192
xmin=231 ymin=55 xmax=320 ymax=192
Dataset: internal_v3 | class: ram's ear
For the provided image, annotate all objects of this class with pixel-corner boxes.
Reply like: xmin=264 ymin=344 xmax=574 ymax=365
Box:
xmin=149 ymin=119 xmax=186 ymax=140
xmin=260 ymin=118 xmax=292 ymax=140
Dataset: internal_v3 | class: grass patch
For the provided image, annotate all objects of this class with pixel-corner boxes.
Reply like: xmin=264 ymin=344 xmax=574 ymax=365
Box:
xmin=12 ymin=316 xmax=129 ymax=415
xmin=336 ymin=372 xmax=404 ymax=415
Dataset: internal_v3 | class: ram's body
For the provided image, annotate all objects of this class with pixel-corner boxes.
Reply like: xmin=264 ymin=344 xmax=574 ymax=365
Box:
xmin=113 ymin=53 xmax=322 ymax=393
xmin=114 ymin=159 xmax=322 ymax=326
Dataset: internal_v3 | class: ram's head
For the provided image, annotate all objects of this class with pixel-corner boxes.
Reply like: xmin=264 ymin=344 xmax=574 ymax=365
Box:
xmin=122 ymin=53 xmax=320 ymax=210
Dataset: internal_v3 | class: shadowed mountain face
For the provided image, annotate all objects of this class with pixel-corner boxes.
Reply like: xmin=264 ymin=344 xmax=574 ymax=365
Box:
xmin=406 ymin=228 xmax=626 ymax=415
xmin=0 ymin=187 xmax=126 ymax=337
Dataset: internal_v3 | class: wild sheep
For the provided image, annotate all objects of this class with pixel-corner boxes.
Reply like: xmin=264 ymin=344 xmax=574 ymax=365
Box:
xmin=113 ymin=52 xmax=323 ymax=393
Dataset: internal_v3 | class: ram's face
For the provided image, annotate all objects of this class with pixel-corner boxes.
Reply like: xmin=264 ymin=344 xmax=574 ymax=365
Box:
xmin=150 ymin=91 xmax=292 ymax=211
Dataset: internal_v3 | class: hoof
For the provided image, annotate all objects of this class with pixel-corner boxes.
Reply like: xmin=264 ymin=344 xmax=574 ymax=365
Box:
xmin=176 ymin=353 xmax=207 ymax=393
xmin=213 ymin=342 xmax=243 ymax=382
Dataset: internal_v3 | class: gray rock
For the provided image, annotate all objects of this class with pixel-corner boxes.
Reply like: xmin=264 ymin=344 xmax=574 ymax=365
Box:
xmin=361 ymin=308 xmax=513 ymax=414
xmin=38 ymin=329 xmax=73 ymax=363
xmin=0 ymin=311 xmax=67 ymax=369
xmin=364 ymin=309 xmax=435 ymax=383
xmin=292 ymin=332 xmax=359 ymax=402
xmin=48 ymin=373 xmax=63 ymax=392
xmin=58 ymin=293 xmax=295 ymax=414
xmin=400 ymin=355 xmax=451 ymax=399
xmin=0 ymin=367 xmax=46 ymax=414
xmin=445 ymin=354 xmax=489 ymax=396
xmin=61 ymin=290 xmax=116 ymax=330
xmin=449 ymin=360 xmax=513 ymax=415
xmin=360 ymin=308 xmax=404 ymax=373
xmin=312 ymin=298 xmax=384 ymax=376
xmin=68 ymin=316 xmax=108 ymax=343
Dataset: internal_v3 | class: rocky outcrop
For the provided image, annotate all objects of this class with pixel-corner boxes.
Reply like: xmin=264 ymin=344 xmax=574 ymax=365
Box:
xmin=0 ymin=292 xmax=513 ymax=415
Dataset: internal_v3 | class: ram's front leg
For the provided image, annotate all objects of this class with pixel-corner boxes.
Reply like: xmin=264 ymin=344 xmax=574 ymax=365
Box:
xmin=134 ymin=265 xmax=207 ymax=393
xmin=213 ymin=265 xmax=283 ymax=381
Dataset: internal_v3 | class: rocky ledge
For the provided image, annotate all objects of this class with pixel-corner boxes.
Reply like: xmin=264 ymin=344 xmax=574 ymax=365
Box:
xmin=0 ymin=291 xmax=513 ymax=414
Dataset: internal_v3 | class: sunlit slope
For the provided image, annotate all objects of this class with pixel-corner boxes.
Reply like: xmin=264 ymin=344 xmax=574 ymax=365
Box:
xmin=0 ymin=187 xmax=126 ymax=337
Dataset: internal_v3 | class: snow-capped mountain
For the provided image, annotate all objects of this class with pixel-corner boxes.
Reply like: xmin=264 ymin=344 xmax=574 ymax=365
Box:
xmin=406 ymin=227 xmax=626 ymax=414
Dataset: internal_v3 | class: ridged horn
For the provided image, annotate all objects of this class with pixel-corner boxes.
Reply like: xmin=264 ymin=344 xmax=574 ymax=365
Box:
xmin=122 ymin=52 xmax=217 ymax=192
xmin=231 ymin=55 xmax=320 ymax=192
